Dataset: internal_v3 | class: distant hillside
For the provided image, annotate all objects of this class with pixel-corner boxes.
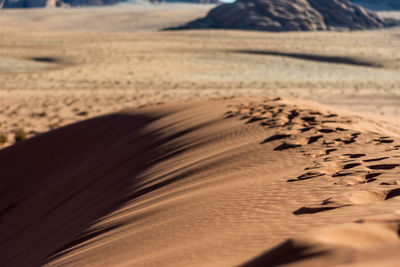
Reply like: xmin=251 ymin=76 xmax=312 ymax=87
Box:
xmin=0 ymin=0 xmax=217 ymax=8
xmin=0 ymin=0 xmax=122 ymax=8
xmin=0 ymin=0 xmax=108 ymax=8
xmin=352 ymin=0 xmax=400 ymax=10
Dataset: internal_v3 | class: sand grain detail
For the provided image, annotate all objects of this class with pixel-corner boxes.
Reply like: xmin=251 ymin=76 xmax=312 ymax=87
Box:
xmin=1 ymin=97 xmax=400 ymax=266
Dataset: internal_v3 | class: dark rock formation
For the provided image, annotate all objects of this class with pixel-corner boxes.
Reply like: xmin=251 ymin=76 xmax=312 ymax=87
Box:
xmin=2 ymin=0 xmax=50 ymax=8
xmin=175 ymin=0 xmax=399 ymax=31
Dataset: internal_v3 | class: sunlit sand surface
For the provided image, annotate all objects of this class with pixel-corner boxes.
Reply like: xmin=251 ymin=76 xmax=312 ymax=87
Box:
xmin=1 ymin=5 xmax=400 ymax=267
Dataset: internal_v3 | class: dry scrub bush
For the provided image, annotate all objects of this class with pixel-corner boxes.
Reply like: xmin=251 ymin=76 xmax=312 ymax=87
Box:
xmin=14 ymin=128 xmax=27 ymax=142
xmin=0 ymin=133 xmax=7 ymax=145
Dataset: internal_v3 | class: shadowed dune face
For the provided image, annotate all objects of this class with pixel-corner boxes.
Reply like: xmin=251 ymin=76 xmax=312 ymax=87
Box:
xmin=234 ymin=50 xmax=381 ymax=67
xmin=0 ymin=112 xmax=163 ymax=266
xmin=2 ymin=98 xmax=400 ymax=266
xmin=0 ymin=103 xmax=222 ymax=266
xmin=1 ymin=5 xmax=400 ymax=267
xmin=0 ymin=101 xmax=245 ymax=266
xmin=0 ymin=99 xmax=400 ymax=266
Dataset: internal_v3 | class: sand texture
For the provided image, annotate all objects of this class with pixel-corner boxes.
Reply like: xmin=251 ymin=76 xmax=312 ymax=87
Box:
xmin=1 ymin=98 xmax=400 ymax=266
xmin=1 ymin=7 xmax=400 ymax=148
xmin=1 ymin=5 xmax=400 ymax=266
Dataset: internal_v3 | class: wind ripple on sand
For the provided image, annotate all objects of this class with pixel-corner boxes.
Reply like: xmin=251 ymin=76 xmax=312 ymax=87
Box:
xmin=1 ymin=97 xmax=400 ymax=266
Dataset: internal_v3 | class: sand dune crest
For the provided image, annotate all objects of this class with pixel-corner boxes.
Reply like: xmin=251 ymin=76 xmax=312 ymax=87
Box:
xmin=1 ymin=98 xmax=400 ymax=266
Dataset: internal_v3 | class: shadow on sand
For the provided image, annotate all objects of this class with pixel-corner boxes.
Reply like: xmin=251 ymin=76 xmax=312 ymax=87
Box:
xmin=0 ymin=107 xmax=215 ymax=266
xmin=234 ymin=50 xmax=381 ymax=67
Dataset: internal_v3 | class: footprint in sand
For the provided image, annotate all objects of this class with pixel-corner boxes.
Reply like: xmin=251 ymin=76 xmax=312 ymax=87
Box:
xmin=308 ymin=135 xmax=324 ymax=144
xmin=234 ymin=100 xmax=400 ymax=188
xmin=381 ymin=180 xmax=400 ymax=186
xmin=363 ymin=157 xmax=390 ymax=162
xmin=325 ymin=149 xmax=337 ymax=155
xmin=368 ymin=164 xmax=400 ymax=170
xmin=287 ymin=170 xmax=326 ymax=182
xmin=343 ymin=163 xmax=362 ymax=169
xmin=293 ymin=188 xmax=400 ymax=215
xmin=366 ymin=173 xmax=382 ymax=179
xmin=261 ymin=134 xmax=291 ymax=144
xmin=274 ymin=142 xmax=302 ymax=151
xmin=374 ymin=137 xmax=394 ymax=144
xmin=300 ymin=126 xmax=314 ymax=132
xmin=318 ymin=128 xmax=336 ymax=134
xmin=343 ymin=153 xmax=366 ymax=158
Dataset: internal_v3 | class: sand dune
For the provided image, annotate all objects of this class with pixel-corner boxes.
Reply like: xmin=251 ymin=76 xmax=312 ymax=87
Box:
xmin=1 ymin=25 xmax=400 ymax=148
xmin=1 ymin=5 xmax=400 ymax=266
xmin=1 ymin=97 xmax=400 ymax=266
xmin=1 ymin=6 xmax=400 ymax=149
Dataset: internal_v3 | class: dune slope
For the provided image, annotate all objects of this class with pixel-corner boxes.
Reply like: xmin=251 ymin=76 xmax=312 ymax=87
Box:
xmin=1 ymin=98 xmax=400 ymax=266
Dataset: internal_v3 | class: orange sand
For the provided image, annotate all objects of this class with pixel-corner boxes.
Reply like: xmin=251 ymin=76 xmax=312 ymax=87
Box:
xmin=1 ymin=98 xmax=400 ymax=266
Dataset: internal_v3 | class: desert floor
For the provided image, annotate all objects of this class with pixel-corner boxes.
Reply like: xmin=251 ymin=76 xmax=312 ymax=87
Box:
xmin=1 ymin=4 xmax=400 ymax=267
xmin=0 ymin=4 xmax=400 ymax=147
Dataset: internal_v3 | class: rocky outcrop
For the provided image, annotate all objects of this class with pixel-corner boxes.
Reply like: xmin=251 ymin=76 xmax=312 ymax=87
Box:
xmin=2 ymin=0 xmax=50 ymax=8
xmin=176 ymin=0 xmax=399 ymax=31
